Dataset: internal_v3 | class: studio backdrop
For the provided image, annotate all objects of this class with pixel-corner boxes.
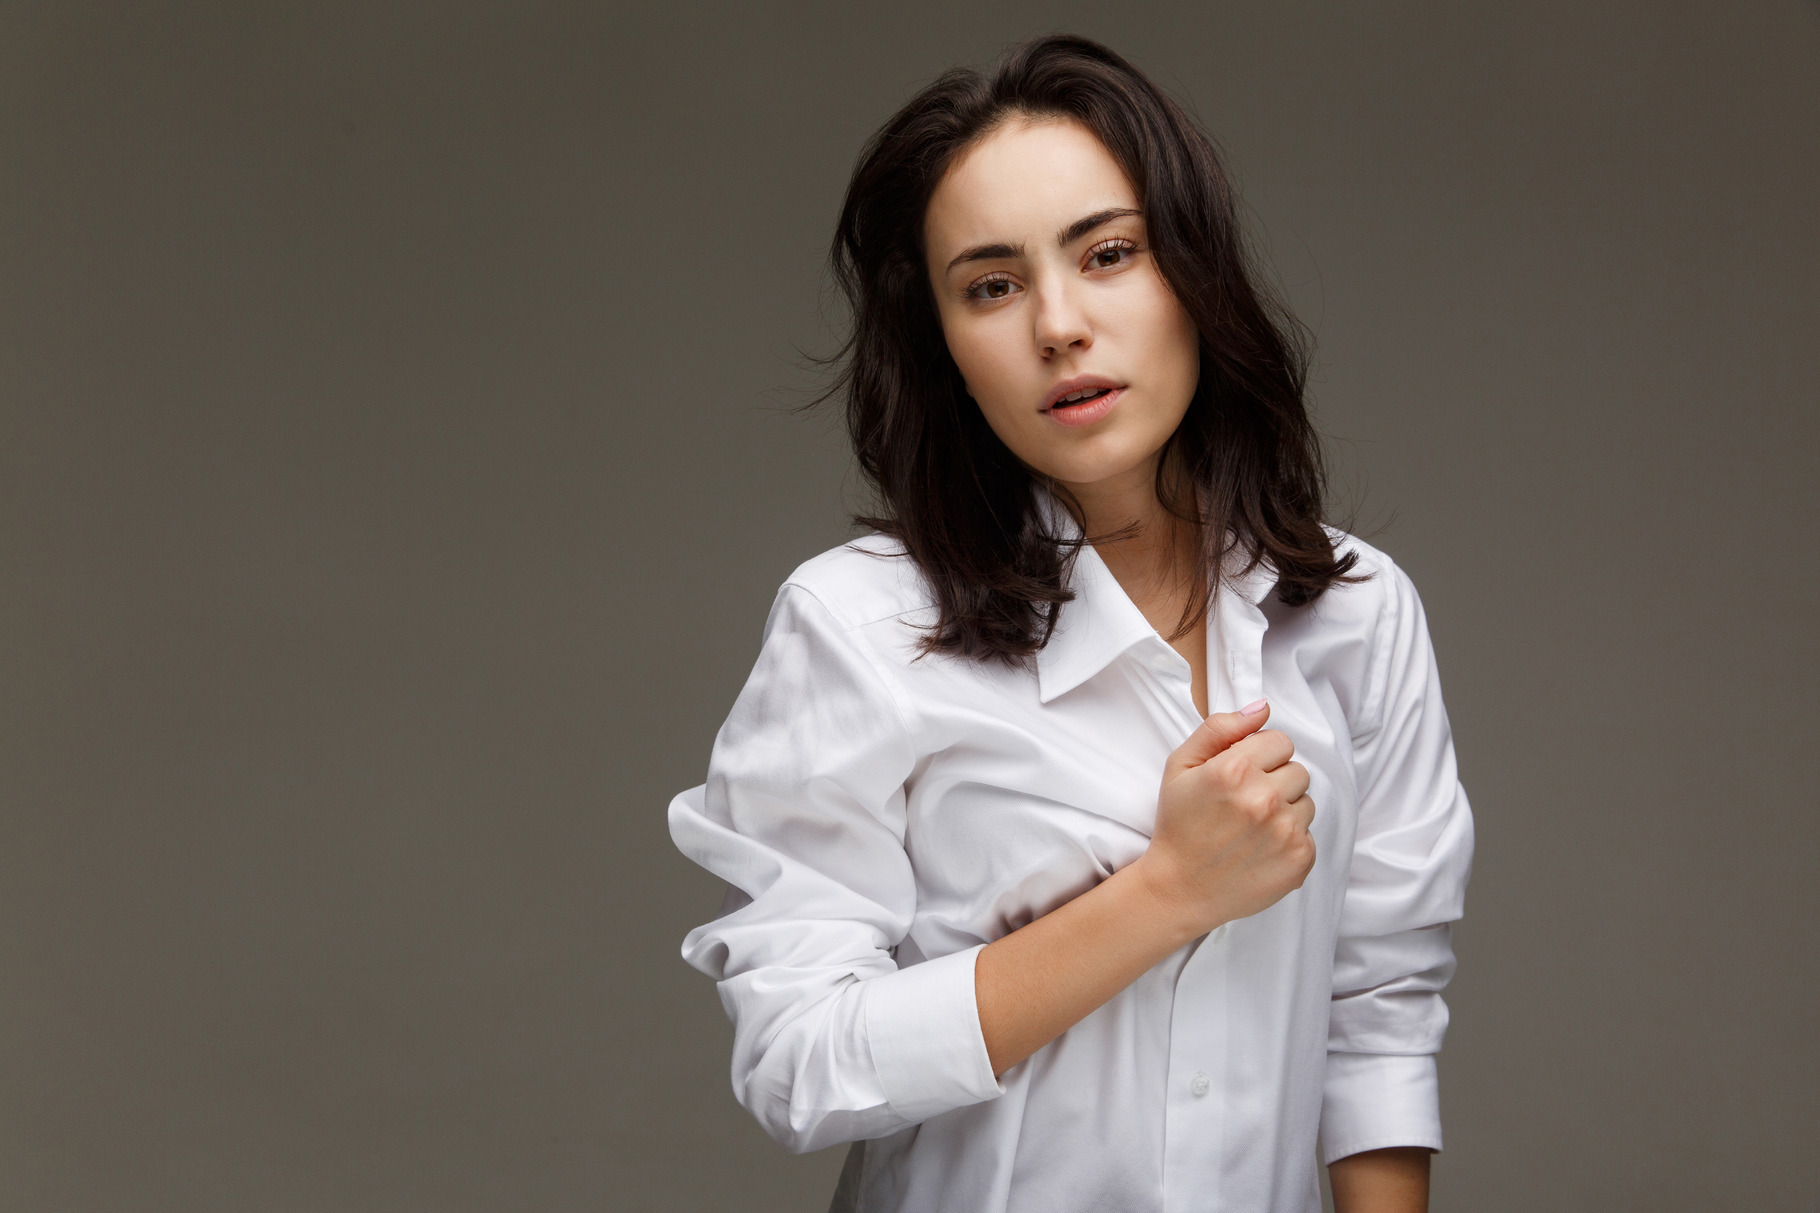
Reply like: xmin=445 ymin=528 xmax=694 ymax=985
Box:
xmin=2 ymin=2 xmax=1815 ymax=1209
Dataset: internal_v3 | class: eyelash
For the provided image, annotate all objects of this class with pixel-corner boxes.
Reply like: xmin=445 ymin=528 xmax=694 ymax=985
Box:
xmin=962 ymin=273 xmax=1016 ymax=301
xmin=961 ymin=238 xmax=1142 ymax=300
xmin=1084 ymin=237 xmax=1139 ymax=268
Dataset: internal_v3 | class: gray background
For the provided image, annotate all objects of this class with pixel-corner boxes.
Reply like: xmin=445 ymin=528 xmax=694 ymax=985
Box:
xmin=3 ymin=1 xmax=1815 ymax=1209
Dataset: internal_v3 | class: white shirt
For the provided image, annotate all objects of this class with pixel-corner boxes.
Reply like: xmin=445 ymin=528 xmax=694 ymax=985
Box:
xmin=669 ymin=514 xmax=1474 ymax=1213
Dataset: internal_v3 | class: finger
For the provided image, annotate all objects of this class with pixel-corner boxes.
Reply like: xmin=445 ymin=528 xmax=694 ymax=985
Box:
xmin=1225 ymin=728 xmax=1295 ymax=773
xmin=1266 ymin=759 xmax=1310 ymax=804
xmin=1287 ymin=794 xmax=1315 ymax=833
xmin=1167 ymin=699 xmax=1270 ymax=774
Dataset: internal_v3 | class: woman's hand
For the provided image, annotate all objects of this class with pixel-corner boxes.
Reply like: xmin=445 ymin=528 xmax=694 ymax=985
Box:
xmin=973 ymin=699 xmax=1314 ymax=1076
xmin=1131 ymin=700 xmax=1316 ymax=937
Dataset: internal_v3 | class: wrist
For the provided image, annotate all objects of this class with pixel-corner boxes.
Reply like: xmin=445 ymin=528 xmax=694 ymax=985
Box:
xmin=1123 ymin=853 xmax=1224 ymax=946
xmin=1328 ymin=1147 xmax=1431 ymax=1213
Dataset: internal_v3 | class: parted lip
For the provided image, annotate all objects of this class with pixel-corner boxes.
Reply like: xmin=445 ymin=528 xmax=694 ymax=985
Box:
xmin=1041 ymin=375 xmax=1125 ymax=412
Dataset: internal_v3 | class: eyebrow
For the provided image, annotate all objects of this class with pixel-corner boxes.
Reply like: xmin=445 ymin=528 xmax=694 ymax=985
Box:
xmin=944 ymin=207 xmax=1144 ymax=273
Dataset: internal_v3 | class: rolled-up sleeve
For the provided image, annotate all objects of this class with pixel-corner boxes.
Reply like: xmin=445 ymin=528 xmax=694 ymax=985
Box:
xmin=668 ymin=584 xmax=1003 ymax=1154
xmin=1322 ymin=560 xmax=1476 ymax=1164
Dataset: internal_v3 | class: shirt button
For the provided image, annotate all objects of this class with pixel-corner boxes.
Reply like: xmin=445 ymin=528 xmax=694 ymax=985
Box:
xmin=1190 ymin=1072 xmax=1210 ymax=1097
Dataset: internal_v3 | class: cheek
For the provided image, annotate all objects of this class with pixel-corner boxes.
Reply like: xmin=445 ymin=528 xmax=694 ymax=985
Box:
xmin=946 ymin=321 xmax=1009 ymax=392
xmin=1145 ymin=284 xmax=1198 ymax=355
xmin=943 ymin=318 xmax=1034 ymax=421
xmin=945 ymin=332 xmax=1054 ymax=468
xmin=1138 ymin=289 xmax=1201 ymax=398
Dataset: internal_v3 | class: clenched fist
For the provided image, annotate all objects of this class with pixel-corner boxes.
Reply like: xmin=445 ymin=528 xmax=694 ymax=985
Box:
xmin=1132 ymin=699 xmax=1316 ymax=936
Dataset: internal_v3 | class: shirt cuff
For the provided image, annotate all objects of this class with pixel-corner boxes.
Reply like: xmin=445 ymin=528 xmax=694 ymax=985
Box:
xmin=1320 ymin=1051 xmax=1443 ymax=1165
xmin=863 ymin=942 xmax=1004 ymax=1122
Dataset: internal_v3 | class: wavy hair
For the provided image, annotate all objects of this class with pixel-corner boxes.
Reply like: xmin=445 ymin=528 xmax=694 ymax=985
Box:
xmin=824 ymin=33 xmax=1359 ymax=664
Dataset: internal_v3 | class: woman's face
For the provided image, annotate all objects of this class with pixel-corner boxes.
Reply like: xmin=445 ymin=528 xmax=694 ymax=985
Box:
xmin=923 ymin=116 xmax=1200 ymax=497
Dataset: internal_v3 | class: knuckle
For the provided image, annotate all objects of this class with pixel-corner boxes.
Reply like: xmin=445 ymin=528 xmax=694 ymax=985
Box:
xmin=1209 ymin=752 xmax=1248 ymax=786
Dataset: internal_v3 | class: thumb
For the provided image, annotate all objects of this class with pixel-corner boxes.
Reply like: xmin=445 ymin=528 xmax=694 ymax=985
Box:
xmin=1167 ymin=698 xmax=1270 ymax=775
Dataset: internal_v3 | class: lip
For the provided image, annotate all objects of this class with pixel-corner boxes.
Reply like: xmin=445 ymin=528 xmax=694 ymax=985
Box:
xmin=1041 ymin=375 xmax=1126 ymax=427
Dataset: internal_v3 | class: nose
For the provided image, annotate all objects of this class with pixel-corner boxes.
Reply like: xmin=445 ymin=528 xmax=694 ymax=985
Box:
xmin=1031 ymin=277 xmax=1091 ymax=358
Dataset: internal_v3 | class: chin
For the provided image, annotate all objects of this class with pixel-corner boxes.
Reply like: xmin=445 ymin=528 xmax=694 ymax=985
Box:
xmin=1037 ymin=449 xmax=1161 ymax=492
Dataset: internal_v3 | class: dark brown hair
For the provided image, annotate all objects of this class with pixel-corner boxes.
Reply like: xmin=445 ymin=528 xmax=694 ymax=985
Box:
xmin=825 ymin=33 xmax=1358 ymax=664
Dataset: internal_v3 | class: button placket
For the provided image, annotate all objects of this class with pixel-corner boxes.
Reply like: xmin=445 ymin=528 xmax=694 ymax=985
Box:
xmin=1225 ymin=603 xmax=1267 ymax=707
xmin=1133 ymin=640 xmax=1201 ymax=731
xmin=1162 ymin=934 xmax=1230 ymax=1213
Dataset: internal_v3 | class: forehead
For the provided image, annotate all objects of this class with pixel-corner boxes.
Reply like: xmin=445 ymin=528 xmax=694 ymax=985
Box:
xmin=925 ymin=117 xmax=1138 ymax=256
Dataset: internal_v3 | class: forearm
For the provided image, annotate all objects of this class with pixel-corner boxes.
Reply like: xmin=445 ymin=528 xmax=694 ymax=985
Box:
xmin=974 ymin=855 xmax=1204 ymax=1076
xmin=1329 ymin=1147 xmax=1430 ymax=1213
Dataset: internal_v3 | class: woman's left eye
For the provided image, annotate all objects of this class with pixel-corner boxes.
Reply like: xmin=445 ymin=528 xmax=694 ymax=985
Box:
xmin=1087 ymin=241 xmax=1136 ymax=269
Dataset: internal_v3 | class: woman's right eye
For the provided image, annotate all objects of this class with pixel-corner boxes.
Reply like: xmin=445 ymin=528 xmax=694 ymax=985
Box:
xmin=965 ymin=275 xmax=1018 ymax=301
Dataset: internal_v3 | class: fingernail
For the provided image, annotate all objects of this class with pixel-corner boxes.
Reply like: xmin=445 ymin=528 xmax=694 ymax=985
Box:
xmin=1240 ymin=698 xmax=1268 ymax=716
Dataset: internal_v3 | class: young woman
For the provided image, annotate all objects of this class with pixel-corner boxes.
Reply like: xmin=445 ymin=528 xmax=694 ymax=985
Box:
xmin=668 ymin=34 xmax=1474 ymax=1213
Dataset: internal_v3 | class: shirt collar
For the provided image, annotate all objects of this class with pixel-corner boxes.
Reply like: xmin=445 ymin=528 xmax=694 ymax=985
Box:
xmin=1032 ymin=488 xmax=1279 ymax=705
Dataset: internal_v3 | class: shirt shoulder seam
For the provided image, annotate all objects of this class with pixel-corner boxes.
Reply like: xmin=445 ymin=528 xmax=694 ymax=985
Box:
xmin=784 ymin=539 xmax=933 ymax=631
xmin=776 ymin=580 xmax=926 ymax=758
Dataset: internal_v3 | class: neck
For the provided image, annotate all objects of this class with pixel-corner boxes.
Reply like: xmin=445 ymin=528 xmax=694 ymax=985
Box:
xmin=1061 ymin=457 xmax=1168 ymax=541
xmin=1056 ymin=454 xmax=1200 ymax=620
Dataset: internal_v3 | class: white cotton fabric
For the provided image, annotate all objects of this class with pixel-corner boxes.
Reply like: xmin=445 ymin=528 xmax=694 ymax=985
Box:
xmin=669 ymin=511 xmax=1474 ymax=1213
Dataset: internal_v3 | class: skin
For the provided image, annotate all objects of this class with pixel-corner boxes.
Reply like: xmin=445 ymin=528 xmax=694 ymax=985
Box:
xmin=922 ymin=114 xmax=1431 ymax=1212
